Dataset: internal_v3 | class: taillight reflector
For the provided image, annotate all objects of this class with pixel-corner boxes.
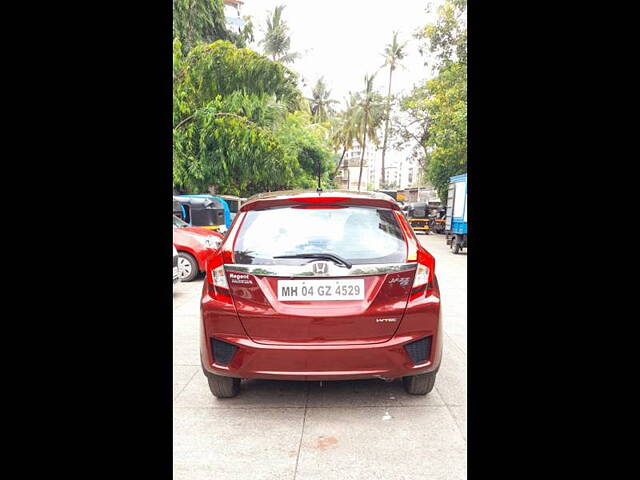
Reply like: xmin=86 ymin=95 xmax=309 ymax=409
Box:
xmin=213 ymin=265 xmax=228 ymax=289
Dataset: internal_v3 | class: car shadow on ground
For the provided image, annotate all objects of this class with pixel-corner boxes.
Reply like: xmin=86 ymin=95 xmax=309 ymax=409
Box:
xmin=203 ymin=377 xmax=442 ymax=407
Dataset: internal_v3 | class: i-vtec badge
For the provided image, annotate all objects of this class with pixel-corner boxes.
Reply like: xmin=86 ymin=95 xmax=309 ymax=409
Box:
xmin=376 ymin=318 xmax=397 ymax=323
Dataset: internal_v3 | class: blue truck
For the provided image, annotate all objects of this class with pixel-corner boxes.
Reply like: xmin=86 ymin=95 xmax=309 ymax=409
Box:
xmin=445 ymin=173 xmax=467 ymax=254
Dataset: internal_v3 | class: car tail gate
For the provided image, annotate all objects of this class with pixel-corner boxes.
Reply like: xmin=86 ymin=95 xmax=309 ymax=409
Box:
xmin=219 ymin=204 xmax=419 ymax=345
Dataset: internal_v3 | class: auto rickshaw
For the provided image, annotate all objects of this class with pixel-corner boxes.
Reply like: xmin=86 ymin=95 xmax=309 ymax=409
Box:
xmin=173 ymin=195 xmax=230 ymax=232
xmin=430 ymin=207 xmax=447 ymax=234
xmin=407 ymin=202 xmax=430 ymax=234
xmin=218 ymin=195 xmax=243 ymax=221
xmin=173 ymin=198 xmax=184 ymax=220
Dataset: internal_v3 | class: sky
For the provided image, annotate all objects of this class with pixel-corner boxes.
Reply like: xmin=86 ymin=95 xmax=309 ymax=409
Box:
xmin=241 ymin=0 xmax=444 ymax=107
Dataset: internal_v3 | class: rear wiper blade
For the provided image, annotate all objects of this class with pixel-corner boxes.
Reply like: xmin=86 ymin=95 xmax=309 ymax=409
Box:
xmin=273 ymin=253 xmax=352 ymax=269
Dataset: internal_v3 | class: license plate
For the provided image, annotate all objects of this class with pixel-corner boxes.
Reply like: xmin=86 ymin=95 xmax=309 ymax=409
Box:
xmin=278 ymin=278 xmax=365 ymax=301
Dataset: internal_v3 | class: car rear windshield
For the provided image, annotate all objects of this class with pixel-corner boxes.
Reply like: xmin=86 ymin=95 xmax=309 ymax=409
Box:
xmin=233 ymin=206 xmax=407 ymax=265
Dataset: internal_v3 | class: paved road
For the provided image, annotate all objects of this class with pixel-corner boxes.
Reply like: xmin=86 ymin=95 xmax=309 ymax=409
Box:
xmin=173 ymin=233 xmax=467 ymax=479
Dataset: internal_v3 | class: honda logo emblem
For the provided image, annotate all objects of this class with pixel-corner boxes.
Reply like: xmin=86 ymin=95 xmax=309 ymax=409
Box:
xmin=312 ymin=262 xmax=329 ymax=275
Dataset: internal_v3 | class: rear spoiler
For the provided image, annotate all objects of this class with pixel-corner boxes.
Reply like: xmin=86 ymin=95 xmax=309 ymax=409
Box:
xmin=241 ymin=195 xmax=400 ymax=212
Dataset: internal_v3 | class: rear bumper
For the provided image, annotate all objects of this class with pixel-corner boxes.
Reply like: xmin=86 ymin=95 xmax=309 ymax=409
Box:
xmin=200 ymin=275 xmax=443 ymax=381
xmin=200 ymin=333 xmax=441 ymax=381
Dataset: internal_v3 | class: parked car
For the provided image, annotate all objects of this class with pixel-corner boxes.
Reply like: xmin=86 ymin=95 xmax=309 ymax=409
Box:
xmin=200 ymin=190 xmax=442 ymax=398
xmin=173 ymin=245 xmax=180 ymax=287
xmin=173 ymin=215 xmax=223 ymax=282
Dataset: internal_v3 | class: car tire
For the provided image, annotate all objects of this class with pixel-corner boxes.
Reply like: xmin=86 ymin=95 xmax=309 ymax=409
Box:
xmin=178 ymin=252 xmax=199 ymax=282
xmin=402 ymin=372 xmax=436 ymax=395
xmin=207 ymin=374 xmax=241 ymax=398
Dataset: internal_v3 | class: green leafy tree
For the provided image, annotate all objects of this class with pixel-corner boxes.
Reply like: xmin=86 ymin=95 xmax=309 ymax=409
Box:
xmin=173 ymin=0 xmax=248 ymax=52
xmin=173 ymin=38 xmax=335 ymax=196
xmin=379 ymin=32 xmax=407 ymax=188
xmin=173 ymin=40 xmax=301 ymax=121
xmin=259 ymin=5 xmax=300 ymax=64
xmin=173 ymin=103 xmax=292 ymax=195
xmin=307 ymin=77 xmax=338 ymax=124
xmin=274 ymin=111 xmax=335 ymax=189
xmin=419 ymin=0 xmax=467 ymax=66
xmin=394 ymin=83 xmax=431 ymax=172
xmin=173 ymin=40 xmax=305 ymax=195
xmin=423 ymin=61 xmax=466 ymax=201
xmin=398 ymin=0 xmax=466 ymax=201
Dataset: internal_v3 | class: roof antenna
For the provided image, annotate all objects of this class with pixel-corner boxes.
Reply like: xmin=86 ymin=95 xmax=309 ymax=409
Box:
xmin=316 ymin=156 xmax=323 ymax=193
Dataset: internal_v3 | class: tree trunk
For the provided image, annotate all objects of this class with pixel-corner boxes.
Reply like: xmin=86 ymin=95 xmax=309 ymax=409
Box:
xmin=380 ymin=65 xmax=394 ymax=188
xmin=357 ymin=112 xmax=369 ymax=192
xmin=333 ymin=146 xmax=347 ymax=177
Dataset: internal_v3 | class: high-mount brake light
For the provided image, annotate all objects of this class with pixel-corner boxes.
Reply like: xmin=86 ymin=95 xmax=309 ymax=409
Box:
xmin=292 ymin=205 xmax=346 ymax=210
xmin=289 ymin=196 xmax=350 ymax=204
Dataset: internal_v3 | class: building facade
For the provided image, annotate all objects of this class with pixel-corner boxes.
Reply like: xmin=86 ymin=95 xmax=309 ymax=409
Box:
xmin=223 ymin=0 xmax=246 ymax=30
xmin=336 ymin=144 xmax=379 ymax=191
xmin=336 ymin=144 xmax=434 ymax=195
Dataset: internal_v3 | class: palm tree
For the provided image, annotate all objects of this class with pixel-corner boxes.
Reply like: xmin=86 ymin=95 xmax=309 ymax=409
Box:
xmin=308 ymin=77 xmax=338 ymax=123
xmin=330 ymin=97 xmax=358 ymax=177
xmin=353 ymin=74 xmax=384 ymax=192
xmin=260 ymin=5 xmax=300 ymax=64
xmin=379 ymin=32 xmax=407 ymax=188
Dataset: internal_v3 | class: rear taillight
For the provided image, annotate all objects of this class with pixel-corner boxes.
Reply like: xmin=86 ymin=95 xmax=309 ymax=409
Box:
xmin=393 ymin=210 xmax=435 ymax=297
xmin=205 ymin=213 xmax=244 ymax=304
xmin=410 ymin=245 xmax=436 ymax=301
xmin=206 ymin=253 xmax=232 ymax=303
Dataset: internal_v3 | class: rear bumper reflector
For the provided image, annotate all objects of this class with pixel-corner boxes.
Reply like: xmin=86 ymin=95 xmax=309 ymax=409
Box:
xmin=404 ymin=336 xmax=432 ymax=364
xmin=211 ymin=338 xmax=238 ymax=366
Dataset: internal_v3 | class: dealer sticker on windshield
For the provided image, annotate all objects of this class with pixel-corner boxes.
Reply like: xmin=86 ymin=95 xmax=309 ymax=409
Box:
xmin=277 ymin=279 xmax=365 ymax=301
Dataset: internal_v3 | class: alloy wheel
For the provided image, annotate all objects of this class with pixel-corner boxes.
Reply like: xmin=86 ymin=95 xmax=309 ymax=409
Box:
xmin=178 ymin=256 xmax=193 ymax=280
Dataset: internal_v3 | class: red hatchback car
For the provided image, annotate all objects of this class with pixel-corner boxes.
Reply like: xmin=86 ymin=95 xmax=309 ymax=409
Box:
xmin=200 ymin=190 xmax=442 ymax=398
xmin=173 ymin=215 xmax=223 ymax=282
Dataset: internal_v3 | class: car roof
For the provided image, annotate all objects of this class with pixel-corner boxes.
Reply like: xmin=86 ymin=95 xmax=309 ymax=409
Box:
xmin=240 ymin=189 xmax=401 ymax=212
